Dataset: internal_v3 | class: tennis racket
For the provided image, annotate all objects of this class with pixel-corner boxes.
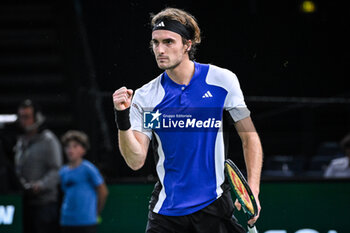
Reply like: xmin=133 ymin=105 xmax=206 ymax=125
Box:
xmin=224 ymin=159 xmax=258 ymax=233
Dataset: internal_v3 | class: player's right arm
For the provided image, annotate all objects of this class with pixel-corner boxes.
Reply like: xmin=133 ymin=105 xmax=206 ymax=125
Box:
xmin=113 ymin=87 xmax=150 ymax=170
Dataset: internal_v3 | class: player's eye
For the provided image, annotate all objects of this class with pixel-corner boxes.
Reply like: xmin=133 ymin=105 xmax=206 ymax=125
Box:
xmin=164 ymin=39 xmax=173 ymax=45
xmin=151 ymin=39 xmax=159 ymax=46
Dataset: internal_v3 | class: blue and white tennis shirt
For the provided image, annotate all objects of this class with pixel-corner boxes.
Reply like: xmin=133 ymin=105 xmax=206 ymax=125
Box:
xmin=130 ymin=62 xmax=250 ymax=216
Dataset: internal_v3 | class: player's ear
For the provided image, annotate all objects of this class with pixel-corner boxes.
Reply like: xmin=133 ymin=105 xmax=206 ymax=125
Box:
xmin=149 ymin=40 xmax=155 ymax=55
xmin=184 ymin=40 xmax=192 ymax=52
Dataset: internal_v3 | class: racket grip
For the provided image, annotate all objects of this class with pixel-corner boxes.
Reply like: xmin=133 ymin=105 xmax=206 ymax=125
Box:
xmin=247 ymin=225 xmax=258 ymax=233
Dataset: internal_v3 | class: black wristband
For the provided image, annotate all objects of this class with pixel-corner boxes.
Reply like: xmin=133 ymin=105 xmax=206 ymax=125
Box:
xmin=114 ymin=108 xmax=131 ymax=131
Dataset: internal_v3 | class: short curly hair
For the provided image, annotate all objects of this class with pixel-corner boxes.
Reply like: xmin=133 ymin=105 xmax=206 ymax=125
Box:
xmin=61 ymin=130 xmax=90 ymax=150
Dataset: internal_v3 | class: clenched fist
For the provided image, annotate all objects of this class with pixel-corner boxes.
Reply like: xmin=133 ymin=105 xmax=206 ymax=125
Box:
xmin=113 ymin=87 xmax=134 ymax=111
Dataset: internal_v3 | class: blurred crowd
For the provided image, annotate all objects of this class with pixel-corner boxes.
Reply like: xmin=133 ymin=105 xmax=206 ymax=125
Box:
xmin=0 ymin=99 xmax=108 ymax=233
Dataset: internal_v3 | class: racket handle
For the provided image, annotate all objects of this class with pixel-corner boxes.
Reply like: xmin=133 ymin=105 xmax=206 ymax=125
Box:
xmin=247 ymin=225 xmax=258 ymax=233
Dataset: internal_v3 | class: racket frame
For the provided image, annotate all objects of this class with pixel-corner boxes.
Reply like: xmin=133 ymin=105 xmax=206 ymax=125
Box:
xmin=224 ymin=159 xmax=258 ymax=219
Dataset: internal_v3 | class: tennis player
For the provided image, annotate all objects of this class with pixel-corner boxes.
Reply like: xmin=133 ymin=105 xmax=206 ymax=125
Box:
xmin=113 ymin=8 xmax=263 ymax=233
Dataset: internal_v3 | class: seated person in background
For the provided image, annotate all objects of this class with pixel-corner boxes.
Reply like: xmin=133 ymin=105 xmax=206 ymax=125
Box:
xmin=59 ymin=130 xmax=108 ymax=233
xmin=324 ymin=133 xmax=350 ymax=178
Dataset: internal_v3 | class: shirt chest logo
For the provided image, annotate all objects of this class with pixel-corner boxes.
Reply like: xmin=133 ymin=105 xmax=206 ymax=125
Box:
xmin=202 ymin=91 xmax=213 ymax=98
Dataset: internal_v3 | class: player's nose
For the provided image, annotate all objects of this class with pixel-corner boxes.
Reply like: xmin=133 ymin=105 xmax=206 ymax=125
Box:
xmin=155 ymin=43 xmax=165 ymax=55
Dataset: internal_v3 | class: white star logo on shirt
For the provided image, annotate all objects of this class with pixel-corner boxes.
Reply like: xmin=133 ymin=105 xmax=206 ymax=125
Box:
xmin=151 ymin=110 xmax=162 ymax=122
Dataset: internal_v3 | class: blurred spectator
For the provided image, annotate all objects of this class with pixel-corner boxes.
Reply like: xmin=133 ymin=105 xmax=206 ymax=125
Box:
xmin=14 ymin=99 xmax=62 ymax=233
xmin=324 ymin=133 xmax=350 ymax=178
xmin=60 ymin=130 xmax=108 ymax=233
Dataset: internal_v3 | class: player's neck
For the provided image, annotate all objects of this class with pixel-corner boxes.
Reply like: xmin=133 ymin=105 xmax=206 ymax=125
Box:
xmin=166 ymin=59 xmax=194 ymax=85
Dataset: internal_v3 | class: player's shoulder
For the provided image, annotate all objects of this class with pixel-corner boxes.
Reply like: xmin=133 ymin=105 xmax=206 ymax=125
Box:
xmin=208 ymin=64 xmax=236 ymax=77
xmin=134 ymin=74 xmax=163 ymax=96
xmin=133 ymin=74 xmax=165 ymax=107
xmin=206 ymin=64 xmax=239 ymax=89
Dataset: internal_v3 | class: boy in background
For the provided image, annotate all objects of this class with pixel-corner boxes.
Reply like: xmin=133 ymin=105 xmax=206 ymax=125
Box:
xmin=59 ymin=130 xmax=108 ymax=233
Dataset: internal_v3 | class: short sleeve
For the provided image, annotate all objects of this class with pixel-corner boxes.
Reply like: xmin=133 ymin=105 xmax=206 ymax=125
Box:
xmin=224 ymin=73 xmax=250 ymax=122
xmin=206 ymin=65 xmax=250 ymax=123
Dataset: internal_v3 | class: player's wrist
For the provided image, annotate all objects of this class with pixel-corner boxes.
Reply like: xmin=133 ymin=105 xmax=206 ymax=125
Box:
xmin=114 ymin=108 xmax=131 ymax=131
xmin=250 ymin=186 xmax=259 ymax=197
xmin=248 ymin=181 xmax=260 ymax=194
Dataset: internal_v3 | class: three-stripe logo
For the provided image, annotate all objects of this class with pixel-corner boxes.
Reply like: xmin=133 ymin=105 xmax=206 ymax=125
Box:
xmin=202 ymin=91 xmax=213 ymax=98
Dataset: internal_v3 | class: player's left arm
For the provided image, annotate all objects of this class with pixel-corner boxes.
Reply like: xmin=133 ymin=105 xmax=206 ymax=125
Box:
xmin=234 ymin=116 xmax=263 ymax=224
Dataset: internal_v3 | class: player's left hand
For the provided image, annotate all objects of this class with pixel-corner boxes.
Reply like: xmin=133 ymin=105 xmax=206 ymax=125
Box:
xmin=234 ymin=192 xmax=261 ymax=226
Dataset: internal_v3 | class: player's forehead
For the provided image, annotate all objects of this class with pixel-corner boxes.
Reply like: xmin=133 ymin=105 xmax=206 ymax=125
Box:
xmin=151 ymin=30 xmax=182 ymax=41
